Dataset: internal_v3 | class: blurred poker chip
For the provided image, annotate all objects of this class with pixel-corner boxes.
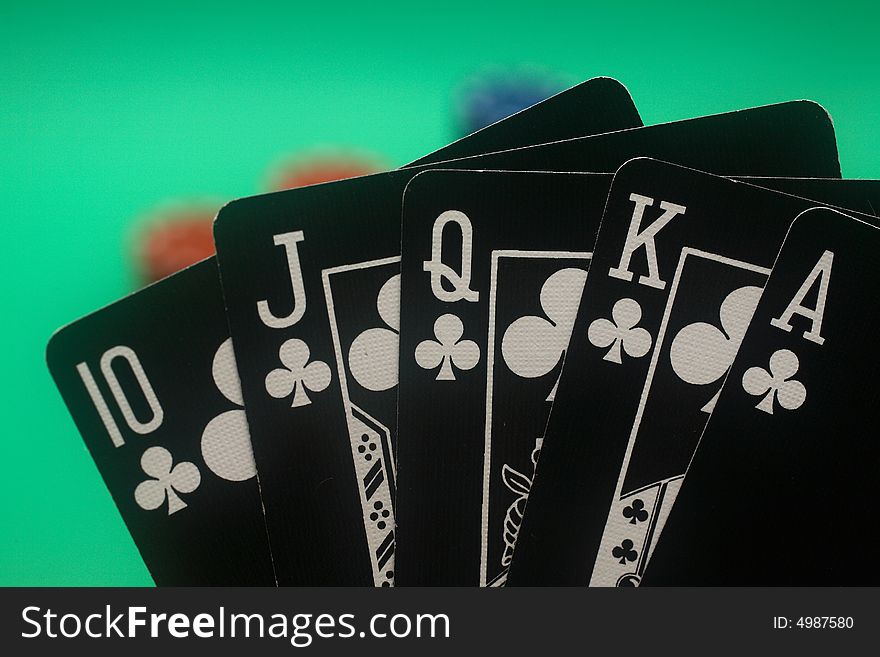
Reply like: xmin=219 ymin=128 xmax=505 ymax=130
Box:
xmin=264 ymin=149 xmax=386 ymax=192
xmin=131 ymin=150 xmax=386 ymax=285
xmin=455 ymin=67 xmax=569 ymax=136
xmin=132 ymin=200 xmax=222 ymax=285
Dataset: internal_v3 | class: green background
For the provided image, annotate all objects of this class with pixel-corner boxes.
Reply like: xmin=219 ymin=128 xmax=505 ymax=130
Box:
xmin=1 ymin=0 xmax=877 ymax=585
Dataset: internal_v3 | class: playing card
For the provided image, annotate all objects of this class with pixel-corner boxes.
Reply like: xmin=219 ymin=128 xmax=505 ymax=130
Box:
xmin=508 ymin=159 xmax=873 ymax=587
xmin=409 ymin=77 xmax=641 ymax=166
xmin=456 ymin=101 xmax=839 ymax=176
xmin=396 ymin=170 xmax=611 ymax=586
xmin=214 ymin=100 xmax=839 ymax=586
xmin=642 ymin=207 xmax=880 ymax=585
xmin=46 ymin=259 xmax=275 ymax=586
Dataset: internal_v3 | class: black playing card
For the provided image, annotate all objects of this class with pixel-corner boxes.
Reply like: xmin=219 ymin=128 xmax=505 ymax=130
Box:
xmin=396 ymin=170 xmax=611 ymax=586
xmin=449 ymin=101 xmax=839 ymax=177
xmin=642 ymin=207 xmax=880 ymax=585
xmin=508 ymin=159 xmax=877 ymax=587
xmin=46 ymin=259 xmax=276 ymax=586
xmin=409 ymin=77 xmax=641 ymax=166
xmin=214 ymin=100 xmax=839 ymax=586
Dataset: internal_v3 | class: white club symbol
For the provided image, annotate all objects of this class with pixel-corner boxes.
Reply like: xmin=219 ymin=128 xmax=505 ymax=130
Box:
xmin=134 ymin=446 xmax=201 ymax=515
xmin=415 ymin=313 xmax=480 ymax=381
xmin=265 ymin=338 xmax=332 ymax=407
xmin=200 ymin=338 xmax=258 ymax=482
xmin=742 ymin=348 xmax=806 ymax=415
xmin=587 ymin=298 xmax=652 ymax=364
xmin=502 ymin=268 xmax=587 ymax=401
xmin=348 ymin=274 xmax=400 ymax=392
xmin=669 ymin=285 xmax=762 ymax=413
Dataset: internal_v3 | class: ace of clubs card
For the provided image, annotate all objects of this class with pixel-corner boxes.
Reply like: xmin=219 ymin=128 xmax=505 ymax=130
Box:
xmin=643 ymin=208 xmax=880 ymax=585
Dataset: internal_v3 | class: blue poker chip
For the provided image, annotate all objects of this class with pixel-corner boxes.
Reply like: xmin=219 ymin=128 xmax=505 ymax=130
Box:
xmin=456 ymin=71 xmax=566 ymax=135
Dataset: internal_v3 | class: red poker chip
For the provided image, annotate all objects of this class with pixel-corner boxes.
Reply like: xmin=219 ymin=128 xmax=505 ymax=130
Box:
xmin=132 ymin=152 xmax=384 ymax=284
xmin=134 ymin=204 xmax=219 ymax=284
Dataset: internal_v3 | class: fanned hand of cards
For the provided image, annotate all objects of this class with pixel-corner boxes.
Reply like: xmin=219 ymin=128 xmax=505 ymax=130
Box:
xmin=47 ymin=76 xmax=880 ymax=586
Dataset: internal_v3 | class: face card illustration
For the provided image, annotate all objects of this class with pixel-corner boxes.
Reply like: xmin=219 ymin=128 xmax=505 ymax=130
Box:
xmin=482 ymin=251 xmax=591 ymax=587
xmin=589 ymin=251 xmax=768 ymax=586
xmin=642 ymin=208 xmax=880 ymax=585
xmin=215 ymin=101 xmax=839 ymax=586
xmin=46 ymin=260 xmax=275 ymax=586
xmin=322 ymin=257 xmax=399 ymax=586
xmin=508 ymin=159 xmax=851 ymax=587
xmin=397 ymin=171 xmax=609 ymax=586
